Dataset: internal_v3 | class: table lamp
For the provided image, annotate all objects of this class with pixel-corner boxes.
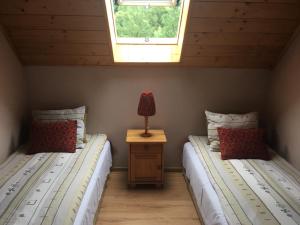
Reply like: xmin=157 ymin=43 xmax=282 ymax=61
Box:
xmin=137 ymin=92 xmax=156 ymax=137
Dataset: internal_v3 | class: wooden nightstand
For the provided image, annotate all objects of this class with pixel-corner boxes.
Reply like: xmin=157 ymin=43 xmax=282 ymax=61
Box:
xmin=126 ymin=129 xmax=167 ymax=188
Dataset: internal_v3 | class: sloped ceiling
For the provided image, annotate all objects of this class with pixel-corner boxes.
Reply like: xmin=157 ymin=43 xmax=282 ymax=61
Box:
xmin=0 ymin=0 xmax=299 ymax=68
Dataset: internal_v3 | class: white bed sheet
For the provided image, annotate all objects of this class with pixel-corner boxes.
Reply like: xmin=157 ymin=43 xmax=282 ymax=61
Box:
xmin=183 ymin=142 xmax=228 ymax=225
xmin=74 ymin=140 xmax=112 ymax=225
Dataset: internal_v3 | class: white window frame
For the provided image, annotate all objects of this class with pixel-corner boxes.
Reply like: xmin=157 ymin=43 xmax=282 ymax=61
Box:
xmin=105 ymin=0 xmax=190 ymax=63
xmin=118 ymin=0 xmax=177 ymax=6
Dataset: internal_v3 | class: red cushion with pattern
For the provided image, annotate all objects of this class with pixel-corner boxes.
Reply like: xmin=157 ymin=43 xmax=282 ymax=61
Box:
xmin=217 ymin=127 xmax=270 ymax=160
xmin=28 ymin=120 xmax=77 ymax=154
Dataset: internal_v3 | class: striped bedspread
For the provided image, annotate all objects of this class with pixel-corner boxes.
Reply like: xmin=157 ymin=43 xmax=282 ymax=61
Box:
xmin=189 ymin=136 xmax=300 ymax=225
xmin=0 ymin=134 xmax=107 ymax=225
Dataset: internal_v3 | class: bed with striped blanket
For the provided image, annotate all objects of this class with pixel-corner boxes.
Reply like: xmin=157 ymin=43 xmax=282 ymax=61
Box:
xmin=0 ymin=134 xmax=111 ymax=225
xmin=183 ymin=136 xmax=300 ymax=225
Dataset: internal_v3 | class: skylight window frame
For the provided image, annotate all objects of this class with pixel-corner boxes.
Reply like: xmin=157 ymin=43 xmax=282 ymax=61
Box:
xmin=105 ymin=0 xmax=190 ymax=63
xmin=118 ymin=0 xmax=177 ymax=6
xmin=112 ymin=1 xmax=184 ymax=45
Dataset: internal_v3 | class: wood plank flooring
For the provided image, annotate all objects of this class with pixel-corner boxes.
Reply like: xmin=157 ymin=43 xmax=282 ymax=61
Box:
xmin=96 ymin=171 xmax=202 ymax=225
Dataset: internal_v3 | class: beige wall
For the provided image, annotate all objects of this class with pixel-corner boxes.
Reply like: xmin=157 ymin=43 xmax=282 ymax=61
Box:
xmin=25 ymin=66 xmax=271 ymax=168
xmin=0 ymin=26 xmax=26 ymax=163
xmin=269 ymin=28 xmax=300 ymax=170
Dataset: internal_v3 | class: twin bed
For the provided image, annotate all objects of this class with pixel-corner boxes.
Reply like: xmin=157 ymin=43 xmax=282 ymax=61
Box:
xmin=1 ymin=131 xmax=300 ymax=225
xmin=0 ymin=134 xmax=112 ymax=225
xmin=183 ymin=136 xmax=300 ymax=225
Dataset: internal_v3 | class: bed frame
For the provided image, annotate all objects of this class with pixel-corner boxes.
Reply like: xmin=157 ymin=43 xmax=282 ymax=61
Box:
xmin=93 ymin=173 xmax=110 ymax=225
xmin=182 ymin=169 xmax=205 ymax=225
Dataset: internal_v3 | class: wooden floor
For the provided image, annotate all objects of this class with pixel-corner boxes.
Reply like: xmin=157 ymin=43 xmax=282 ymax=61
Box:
xmin=96 ymin=171 xmax=202 ymax=225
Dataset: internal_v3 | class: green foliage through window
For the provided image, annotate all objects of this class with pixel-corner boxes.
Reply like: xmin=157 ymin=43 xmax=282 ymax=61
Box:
xmin=114 ymin=4 xmax=181 ymax=38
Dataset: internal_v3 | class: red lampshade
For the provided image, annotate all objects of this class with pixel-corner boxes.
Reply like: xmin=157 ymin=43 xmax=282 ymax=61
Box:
xmin=137 ymin=92 xmax=156 ymax=116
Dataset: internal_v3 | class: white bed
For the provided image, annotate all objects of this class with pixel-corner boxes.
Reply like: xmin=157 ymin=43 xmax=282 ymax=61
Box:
xmin=184 ymin=136 xmax=300 ymax=225
xmin=183 ymin=142 xmax=228 ymax=225
xmin=0 ymin=134 xmax=112 ymax=225
xmin=74 ymin=140 xmax=112 ymax=225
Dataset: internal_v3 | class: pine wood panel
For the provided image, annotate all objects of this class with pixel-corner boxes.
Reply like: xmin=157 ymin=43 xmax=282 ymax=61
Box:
xmin=180 ymin=55 xmax=278 ymax=68
xmin=190 ymin=2 xmax=300 ymax=19
xmin=0 ymin=15 xmax=106 ymax=31
xmin=182 ymin=45 xmax=282 ymax=57
xmin=15 ymin=43 xmax=111 ymax=56
xmin=193 ymin=0 xmax=298 ymax=2
xmin=19 ymin=54 xmax=277 ymax=68
xmin=19 ymin=54 xmax=113 ymax=66
xmin=189 ymin=18 xmax=299 ymax=33
xmin=185 ymin=32 xmax=290 ymax=46
xmin=96 ymin=172 xmax=202 ymax=225
xmin=0 ymin=0 xmax=105 ymax=16
xmin=9 ymin=29 xmax=109 ymax=44
xmin=0 ymin=0 xmax=299 ymax=67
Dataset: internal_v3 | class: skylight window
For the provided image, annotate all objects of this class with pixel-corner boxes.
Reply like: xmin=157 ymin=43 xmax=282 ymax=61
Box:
xmin=105 ymin=0 xmax=190 ymax=62
xmin=114 ymin=2 xmax=181 ymax=44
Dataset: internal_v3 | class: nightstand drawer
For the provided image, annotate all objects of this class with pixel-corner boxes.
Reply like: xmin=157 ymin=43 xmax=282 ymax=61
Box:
xmin=131 ymin=144 xmax=162 ymax=153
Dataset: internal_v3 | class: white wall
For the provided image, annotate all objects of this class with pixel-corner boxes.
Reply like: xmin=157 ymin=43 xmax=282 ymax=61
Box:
xmin=0 ymin=26 xmax=26 ymax=163
xmin=269 ymin=28 xmax=300 ymax=170
xmin=25 ymin=66 xmax=271 ymax=168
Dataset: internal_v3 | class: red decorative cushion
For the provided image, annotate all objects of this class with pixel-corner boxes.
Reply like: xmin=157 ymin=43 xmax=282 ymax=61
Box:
xmin=217 ymin=127 xmax=270 ymax=160
xmin=28 ymin=120 xmax=77 ymax=154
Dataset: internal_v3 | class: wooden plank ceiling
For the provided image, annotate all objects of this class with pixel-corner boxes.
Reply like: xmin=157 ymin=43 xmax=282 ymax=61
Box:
xmin=0 ymin=0 xmax=299 ymax=68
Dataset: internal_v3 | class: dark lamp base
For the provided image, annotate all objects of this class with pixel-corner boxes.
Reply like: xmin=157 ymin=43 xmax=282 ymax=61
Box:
xmin=140 ymin=132 xmax=152 ymax=137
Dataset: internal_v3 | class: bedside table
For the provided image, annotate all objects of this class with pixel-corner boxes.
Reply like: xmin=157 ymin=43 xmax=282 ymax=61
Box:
xmin=126 ymin=129 xmax=167 ymax=188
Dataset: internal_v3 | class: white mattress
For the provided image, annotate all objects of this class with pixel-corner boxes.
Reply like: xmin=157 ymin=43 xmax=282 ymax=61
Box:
xmin=74 ymin=140 xmax=112 ymax=225
xmin=183 ymin=142 xmax=228 ymax=225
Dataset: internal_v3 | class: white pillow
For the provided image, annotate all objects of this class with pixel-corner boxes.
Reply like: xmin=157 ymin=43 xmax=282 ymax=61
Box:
xmin=32 ymin=106 xmax=86 ymax=149
xmin=205 ymin=110 xmax=258 ymax=151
